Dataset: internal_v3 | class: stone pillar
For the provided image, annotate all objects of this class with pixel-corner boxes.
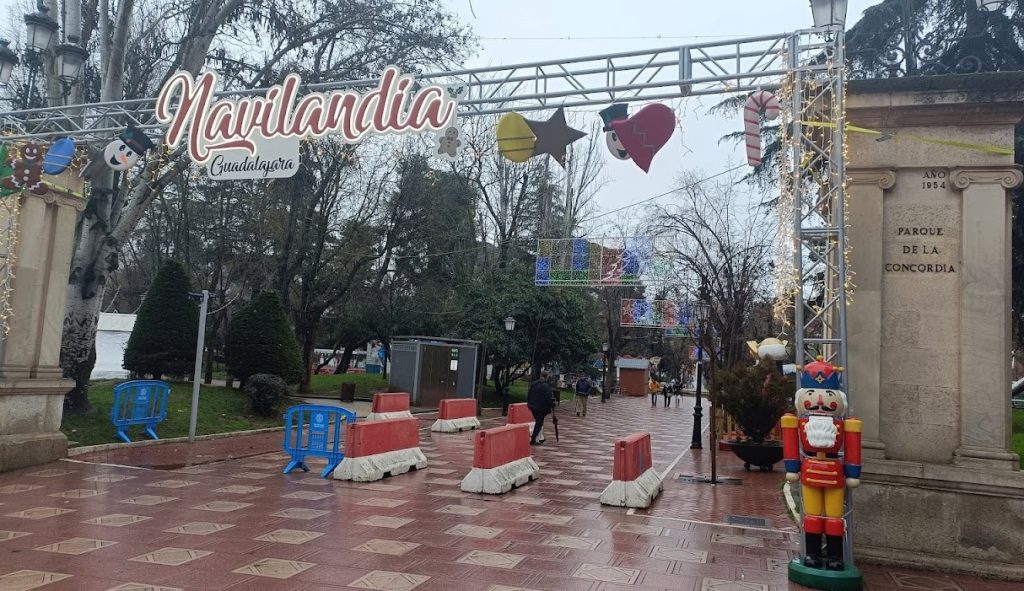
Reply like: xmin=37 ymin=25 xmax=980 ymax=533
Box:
xmin=0 ymin=175 xmax=85 ymax=472
xmin=953 ymin=166 xmax=1023 ymax=470
xmin=846 ymin=168 xmax=894 ymax=459
xmin=845 ymin=72 xmax=1024 ymax=580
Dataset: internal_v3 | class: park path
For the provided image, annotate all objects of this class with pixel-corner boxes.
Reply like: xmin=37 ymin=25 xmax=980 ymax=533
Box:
xmin=0 ymin=396 xmax=1016 ymax=590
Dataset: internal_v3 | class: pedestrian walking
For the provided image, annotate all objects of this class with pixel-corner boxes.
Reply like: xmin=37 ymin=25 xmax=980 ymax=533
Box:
xmin=663 ymin=380 xmax=672 ymax=407
xmin=574 ymin=374 xmax=593 ymax=417
xmin=649 ymin=376 xmax=661 ymax=407
xmin=527 ymin=370 xmax=557 ymax=445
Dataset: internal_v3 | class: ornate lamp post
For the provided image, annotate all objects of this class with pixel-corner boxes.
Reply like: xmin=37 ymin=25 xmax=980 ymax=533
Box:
xmin=689 ymin=301 xmax=711 ymax=449
xmin=601 ymin=341 xmax=609 ymax=402
xmin=0 ymin=7 xmax=87 ymax=108
xmin=502 ymin=316 xmax=516 ymax=416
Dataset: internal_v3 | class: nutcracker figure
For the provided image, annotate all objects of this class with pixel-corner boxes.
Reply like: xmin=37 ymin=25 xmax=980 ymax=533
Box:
xmin=782 ymin=356 xmax=861 ymax=571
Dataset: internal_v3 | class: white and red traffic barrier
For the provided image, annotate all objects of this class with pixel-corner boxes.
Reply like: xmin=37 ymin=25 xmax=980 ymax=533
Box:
xmin=367 ymin=392 xmax=413 ymax=421
xmin=460 ymin=424 xmax=539 ymax=494
xmin=332 ymin=417 xmax=426 ymax=482
xmin=506 ymin=402 xmax=544 ymax=442
xmin=599 ymin=432 xmax=663 ymax=508
xmin=431 ymin=398 xmax=480 ymax=433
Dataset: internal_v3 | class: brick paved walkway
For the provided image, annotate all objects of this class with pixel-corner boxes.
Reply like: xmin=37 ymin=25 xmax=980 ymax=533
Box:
xmin=0 ymin=396 xmax=1017 ymax=590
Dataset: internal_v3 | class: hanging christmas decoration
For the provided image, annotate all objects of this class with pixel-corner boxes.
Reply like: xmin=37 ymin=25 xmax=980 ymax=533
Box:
xmin=607 ymin=103 xmax=676 ymax=173
xmin=496 ymin=107 xmax=586 ymax=168
xmin=434 ymin=126 xmax=463 ymax=160
xmin=743 ymin=89 xmax=781 ymax=167
xmin=1 ymin=143 xmax=49 ymax=195
xmin=0 ymin=145 xmax=16 ymax=198
xmin=496 ymin=112 xmax=536 ymax=163
xmin=81 ymin=125 xmax=157 ymax=179
xmin=41 ymin=137 xmax=76 ymax=176
xmin=599 ymin=103 xmax=631 ymax=161
xmin=524 ymin=107 xmax=586 ymax=167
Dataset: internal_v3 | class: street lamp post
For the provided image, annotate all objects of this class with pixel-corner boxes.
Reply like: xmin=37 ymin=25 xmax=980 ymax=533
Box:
xmin=689 ymin=301 xmax=710 ymax=450
xmin=0 ymin=7 xmax=87 ymax=109
xmin=601 ymin=341 xmax=609 ymax=402
xmin=502 ymin=316 xmax=516 ymax=416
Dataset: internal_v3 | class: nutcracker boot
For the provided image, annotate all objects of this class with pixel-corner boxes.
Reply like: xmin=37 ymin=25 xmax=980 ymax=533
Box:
xmin=825 ymin=518 xmax=845 ymax=570
xmin=803 ymin=515 xmax=824 ymax=568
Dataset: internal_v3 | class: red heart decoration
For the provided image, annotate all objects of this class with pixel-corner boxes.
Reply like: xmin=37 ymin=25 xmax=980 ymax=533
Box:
xmin=610 ymin=103 xmax=676 ymax=173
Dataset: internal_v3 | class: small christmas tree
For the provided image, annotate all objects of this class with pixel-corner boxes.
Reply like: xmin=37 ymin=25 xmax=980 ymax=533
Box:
xmin=225 ymin=291 xmax=302 ymax=385
xmin=123 ymin=260 xmax=199 ymax=379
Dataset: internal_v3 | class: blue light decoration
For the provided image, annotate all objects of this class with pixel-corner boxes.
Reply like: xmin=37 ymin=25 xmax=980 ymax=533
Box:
xmin=621 ymin=299 xmax=697 ymax=330
xmin=535 ymin=236 xmax=669 ymax=287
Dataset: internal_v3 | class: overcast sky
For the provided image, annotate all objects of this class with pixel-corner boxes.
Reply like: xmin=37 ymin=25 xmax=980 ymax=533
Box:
xmin=440 ymin=0 xmax=878 ymax=229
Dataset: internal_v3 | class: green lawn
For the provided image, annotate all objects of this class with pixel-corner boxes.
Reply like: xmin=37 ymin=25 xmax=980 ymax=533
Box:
xmin=305 ymin=373 xmax=389 ymax=398
xmin=61 ymin=381 xmax=282 ymax=447
xmin=1013 ymin=408 xmax=1024 ymax=469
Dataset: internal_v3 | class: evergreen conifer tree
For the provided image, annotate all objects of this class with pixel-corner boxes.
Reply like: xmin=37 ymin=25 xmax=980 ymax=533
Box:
xmin=123 ymin=260 xmax=199 ymax=379
xmin=225 ymin=291 xmax=303 ymax=385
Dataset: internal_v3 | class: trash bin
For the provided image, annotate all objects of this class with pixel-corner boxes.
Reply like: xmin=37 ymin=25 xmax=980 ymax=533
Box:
xmin=340 ymin=383 xmax=355 ymax=402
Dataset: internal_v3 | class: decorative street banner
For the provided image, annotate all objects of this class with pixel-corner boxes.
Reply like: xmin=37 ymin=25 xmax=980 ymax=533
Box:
xmin=155 ymin=66 xmax=459 ymax=180
xmin=535 ymin=236 xmax=673 ymax=286
xmin=620 ymin=299 xmax=696 ymax=329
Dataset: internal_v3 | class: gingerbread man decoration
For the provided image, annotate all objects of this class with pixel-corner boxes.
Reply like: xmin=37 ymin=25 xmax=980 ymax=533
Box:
xmin=435 ymin=127 xmax=462 ymax=160
xmin=2 ymin=144 xmax=49 ymax=195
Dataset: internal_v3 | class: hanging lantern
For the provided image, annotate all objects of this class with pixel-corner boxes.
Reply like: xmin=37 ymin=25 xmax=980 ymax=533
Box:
xmin=55 ymin=39 xmax=88 ymax=87
xmin=809 ymin=0 xmax=848 ymax=28
xmin=24 ymin=7 xmax=58 ymax=54
xmin=0 ymin=40 xmax=19 ymax=85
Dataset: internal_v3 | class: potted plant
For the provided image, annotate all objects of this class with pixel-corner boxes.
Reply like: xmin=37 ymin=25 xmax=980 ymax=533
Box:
xmin=714 ymin=363 xmax=794 ymax=471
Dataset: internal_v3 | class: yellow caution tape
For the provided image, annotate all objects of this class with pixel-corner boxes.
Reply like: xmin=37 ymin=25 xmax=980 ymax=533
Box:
xmin=801 ymin=120 xmax=1014 ymax=156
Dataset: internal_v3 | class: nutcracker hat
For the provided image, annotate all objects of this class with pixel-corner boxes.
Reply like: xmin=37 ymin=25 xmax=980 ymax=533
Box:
xmin=118 ymin=126 xmax=156 ymax=154
xmin=799 ymin=355 xmax=844 ymax=389
xmin=598 ymin=103 xmax=628 ymax=131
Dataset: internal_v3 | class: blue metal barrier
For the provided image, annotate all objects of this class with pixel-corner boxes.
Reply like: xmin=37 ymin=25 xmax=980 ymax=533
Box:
xmin=282 ymin=404 xmax=357 ymax=478
xmin=111 ymin=380 xmax=172 ymax=443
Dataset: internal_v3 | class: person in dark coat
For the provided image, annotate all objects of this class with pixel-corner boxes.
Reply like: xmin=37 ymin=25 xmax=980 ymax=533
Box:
xmin=527 ymin=370 xmax=556 ymax=445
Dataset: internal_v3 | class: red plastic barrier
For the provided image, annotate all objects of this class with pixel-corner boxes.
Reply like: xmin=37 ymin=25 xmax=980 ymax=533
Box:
xmin=612 ymin=432 xmax=653 ymax=482
xmin=345 ymin=418 xmax=419 ymax=458
xmin=372 ymin=392 xmax=411 ymax=413
xmin=506 ymin=402 xmax=533 ymax=425
xmin=473 ymin=424 xmax=531 ymax=469
xmin=439 ymin=398 xmax=476 ymax=420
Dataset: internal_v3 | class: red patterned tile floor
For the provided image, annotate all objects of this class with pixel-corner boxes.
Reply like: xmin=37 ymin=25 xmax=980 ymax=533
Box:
xmin=0 ymin=395 xmax=1018 ymax=590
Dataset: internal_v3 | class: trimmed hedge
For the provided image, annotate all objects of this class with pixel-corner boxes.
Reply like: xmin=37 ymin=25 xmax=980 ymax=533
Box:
xmin=123 ymin=260 xmax=198 ymax=379
xmin=244 ymin=373 xmax=288 ymax=417
xmin=225 ymin=291 xmax=302 ymax=385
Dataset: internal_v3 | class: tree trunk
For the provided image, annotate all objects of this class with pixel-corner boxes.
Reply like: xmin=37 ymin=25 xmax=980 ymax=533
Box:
xmin=63 ymin=338 xmax=96 ymax=413
xmin=335 ymin=345 xmax=356 ymax=374
xmin=298 ymin=315 xmax=319 ymax=394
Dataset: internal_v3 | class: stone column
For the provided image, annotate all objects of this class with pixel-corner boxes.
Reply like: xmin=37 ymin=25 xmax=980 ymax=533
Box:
xmin=846 ymin=168 xmax=895 ymax=459
xmin=952 ymin=165 xmax=1023 ymax=471
xmin=0 ymin=178 xmax=85 ymax=472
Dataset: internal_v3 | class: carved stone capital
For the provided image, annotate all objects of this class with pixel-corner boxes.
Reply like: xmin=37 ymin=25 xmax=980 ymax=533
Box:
xmin=19 ymin=190 xmax=87 ymax=212
xmin=950 ymin=166 xmax=1024 ymax=190
xmin=847 ymin=168 xmax=897 ymax=190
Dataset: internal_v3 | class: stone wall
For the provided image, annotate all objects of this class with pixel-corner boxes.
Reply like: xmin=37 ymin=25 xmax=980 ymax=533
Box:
xmin=846 ymin=72 xmax=1024 ymax=579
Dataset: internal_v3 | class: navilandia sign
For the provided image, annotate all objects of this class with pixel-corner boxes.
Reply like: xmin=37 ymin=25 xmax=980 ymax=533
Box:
xmin=155 ymin=66 xmax=459 ymax=180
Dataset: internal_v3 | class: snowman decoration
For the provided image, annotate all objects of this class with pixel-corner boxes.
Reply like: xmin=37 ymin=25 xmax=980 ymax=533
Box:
xmin=81 ymin=126 xmax=156 ymax=179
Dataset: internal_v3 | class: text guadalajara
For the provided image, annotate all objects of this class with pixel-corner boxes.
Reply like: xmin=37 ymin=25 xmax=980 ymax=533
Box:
xmin=156 ymin=67 xmax=458 ymax=165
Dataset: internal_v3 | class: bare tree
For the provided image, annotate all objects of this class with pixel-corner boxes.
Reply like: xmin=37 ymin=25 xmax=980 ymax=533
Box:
xmin=650 ymin=172 xmax=775 ymax=366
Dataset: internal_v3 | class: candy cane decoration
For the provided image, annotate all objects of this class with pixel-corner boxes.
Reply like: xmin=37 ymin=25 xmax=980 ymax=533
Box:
xmin=744 ymin=90 xmax=781 ymax=167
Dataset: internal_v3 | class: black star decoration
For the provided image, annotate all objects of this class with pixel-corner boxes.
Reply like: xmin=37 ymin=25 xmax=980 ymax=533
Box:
xmin=525 ymin=107 xmax=586 ymax=167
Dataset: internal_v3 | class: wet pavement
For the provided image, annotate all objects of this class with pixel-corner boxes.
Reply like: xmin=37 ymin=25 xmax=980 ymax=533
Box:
xmin=1 ymin=396 xmax=1018 ymax=591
